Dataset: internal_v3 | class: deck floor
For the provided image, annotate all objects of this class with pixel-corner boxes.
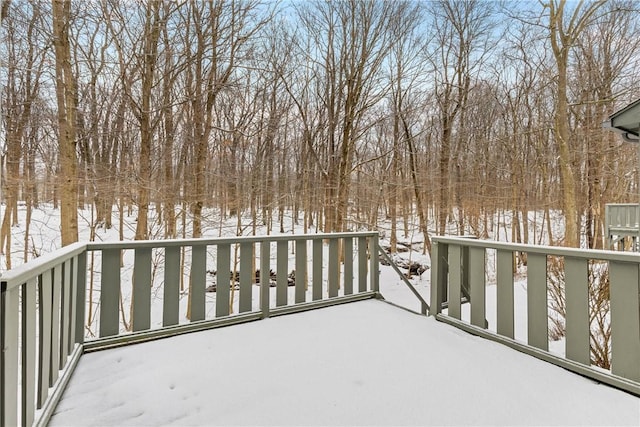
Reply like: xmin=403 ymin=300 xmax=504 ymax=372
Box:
xmin=49 ymin=300 xmax=639 ymax=426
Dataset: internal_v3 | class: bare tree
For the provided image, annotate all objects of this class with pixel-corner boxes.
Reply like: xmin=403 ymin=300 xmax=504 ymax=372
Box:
xmin=296 ymin=0 xmax=417 ymax=232
xmin=0 ymin=0 xmax=47 ymax=265
xmin=542 ymin=0 xmax=607 ymax=247
xmin=386 ymin=5 xmax=427 ymax=252
xmin=52 ymin=0 xmax=79 ymax=246
xmin=425 ymin=0 xmax=496 ymax=236
xmin=179 ymin=0 xmax=268 ymax=238
xmin=572 ymin=0 xmax=640 ymax=249
xmin=103 ymin=0 xmax=167 ymax=240
xmin=1 ymin=0 xmax=10 ymax=22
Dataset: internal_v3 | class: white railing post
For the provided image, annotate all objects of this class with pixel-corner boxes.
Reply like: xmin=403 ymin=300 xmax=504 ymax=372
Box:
xmin=22 ymin=279 xmax=37 ymax=426
xmin=132 ymin=248 xmax=152 ymax=332
xmin=564 ymin=257 xmax=590 ymax=366
xmin=260 ymin=240 xmax=270 ymax=318
xmin=1 ymin=283 xmax=19 ymax=427
xmin=295 ymin=239 xmax=307 ymax=303
xmin=469 ymin=246 xmax=486 ymax=329
xmin=216 ymin=243 xmax=231 ymax=317
xmin=343 ymin=238 xmax=353 ymax=296
xmin=605 ymin=204 xmax=611 ymax=248
xmin=74 ymin=251 xmax=87 ymax=344
xmin=358 ymin=237 xmax=367 ymax=293
xmin=276 ymin=240 xmax=288 ymax=307
xmin=328 ymin=238 xmax=340 ymax=297
xmin=239 ymin=242 xmax=253 ymax=313
xmin=369 ymin=234 xmax=379 ymax=293
xmin=609 ymin=260 xmax=640 ymax=381
xmin=448 ymin=245 xmax=462 ymax=319
xmin=190 ymin=245 xmax=207 ymax=322
xmin=163 ymin=247 xmax=180 ymax=327
xmin=312 ymin=239 xmax=323 ymax=301
xmin=526 ymin=253 xmax=548 ymax=351
xmin=429 ymin=241 xmax=448 ymax=316
xmin=496 ymin=249 xmax=515 ymax=339
xmin=100 ymin=249 xmax=121 ymax=337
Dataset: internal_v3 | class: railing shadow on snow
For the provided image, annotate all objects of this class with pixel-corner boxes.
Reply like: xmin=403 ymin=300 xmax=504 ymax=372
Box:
xmin=1 ymin=232 xmax=380 ymax=427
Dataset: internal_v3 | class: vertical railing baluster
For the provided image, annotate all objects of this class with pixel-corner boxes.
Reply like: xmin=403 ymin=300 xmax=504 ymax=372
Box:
xmin=469 ymin=246 xmax=486 ymax=328
xmin=358 ymin=237 xmax=367 ymax=293
xmin=276 ymin=241 xmax=288 ymax=307
xmin=60 ymin=260 xmax=71 ymax=367
xmin=74 ymin=251 xmax=86 ymax=345
xmin=448 ymin=245 xmax=462 ymax=320
xmin=429 ymin=242 xmax=440 ymax=316
xmin=260 ymin=241 xmax=271 ymax=318
xmin=100 ymin=249 xmax=121 ymax=337
xmin=295 ymin=239 xmax=307 ymax=304
xmin=1 ymin=283 xmax=19 ymax=427
xmin=190 ymin=245 xmax=207 ymax=321
xmin=609 ymin=260 xmax=640 ymax=381
xmin=343 ymin=238 xmax=353 ymax=296
xmin=328 ymin=238 xmax=339 ymax=298
xmin=163 ymin=246 xmax=180 ymax=327
xmin=604 ymin=204 xmax=611 ymax=248
xmin=369 ymin=235 xmax=379 ymax=292
xmin=239 ymin=242 xmax=253 ymax=313
xmin=22 ymin=279 xmax=37 ymax=427
xmin=216 ymin=244 xmax=231 ymax=317
xmin=38 ymin=272 xmax=52 ymax=408
xmin=133 ymin=248 xmax=152 ymax=332
xmin=68 ymin=257 xmax=77 ymax=354
xmin=50 ymin=265 xmax=62 ymax=382
xmin=527 ymin=253 xmax=548 ymax=350
xmin=564 ymin=256 xmax=590 ymax=365
xmin=496 ymin=249 xmax=514 ymax=338
xmin=462 ymin=246 xmax=470 ymax=300
xmin=429 ymin=241 xmax=448 ymax=316
xmin=312 ymin=239 xmax=323 ymax=301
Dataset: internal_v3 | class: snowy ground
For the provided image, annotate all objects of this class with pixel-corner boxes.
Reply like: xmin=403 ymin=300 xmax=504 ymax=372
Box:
xmin=49 ymin=299 xmax=639 ymax=426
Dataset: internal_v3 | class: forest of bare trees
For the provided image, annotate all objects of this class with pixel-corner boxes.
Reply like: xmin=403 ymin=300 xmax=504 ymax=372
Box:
xmin=1 ymin=0 xmax=639 ymax=267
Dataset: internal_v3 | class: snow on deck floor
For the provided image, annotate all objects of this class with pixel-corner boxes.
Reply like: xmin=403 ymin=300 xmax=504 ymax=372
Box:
xmin=50 ymin=300 xmax=639 ymax=426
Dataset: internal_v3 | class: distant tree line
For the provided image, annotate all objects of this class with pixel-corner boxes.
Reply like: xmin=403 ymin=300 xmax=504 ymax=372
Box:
xmin=1 ymin=0 xmax=640 ymax=267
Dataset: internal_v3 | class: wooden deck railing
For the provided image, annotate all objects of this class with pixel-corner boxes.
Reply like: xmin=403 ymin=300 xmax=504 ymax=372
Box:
xmin=430 ymin=236 xmax=640 ymax=395
xmin=605 ymin=203 xmax=640 ymax=249
xmin=4 ymin=232 xmax=640 ymax=426
xmin=1 ymin=232 xmax=379 ymax=427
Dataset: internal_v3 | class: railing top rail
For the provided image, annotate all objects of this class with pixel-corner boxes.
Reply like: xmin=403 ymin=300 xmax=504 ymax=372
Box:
xmin=86 ymin=231 xmax=379 ymax=251
xmin=0 ymin=242 xmax=87 ymax=291
xmin=433 ymin=236 xmax=640 ymax=263
xmin=0 ymin=232 xmax=379 ymax=291
xmin=606 ymin=203 xmax=640 ymax=207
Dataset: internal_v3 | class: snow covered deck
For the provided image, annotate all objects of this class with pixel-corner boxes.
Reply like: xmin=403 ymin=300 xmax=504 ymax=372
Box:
xmin=49 ymin=299 xmax=639 ymax=426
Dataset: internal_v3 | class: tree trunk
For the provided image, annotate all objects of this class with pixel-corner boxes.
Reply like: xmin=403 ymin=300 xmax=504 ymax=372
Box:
xmin=52 ymin=0 xmax=78 ymax=246
xmin=134 ymin=1 xmax=162 ymax=241
xmin=547 ymin=0 xmax=607 ymax=247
